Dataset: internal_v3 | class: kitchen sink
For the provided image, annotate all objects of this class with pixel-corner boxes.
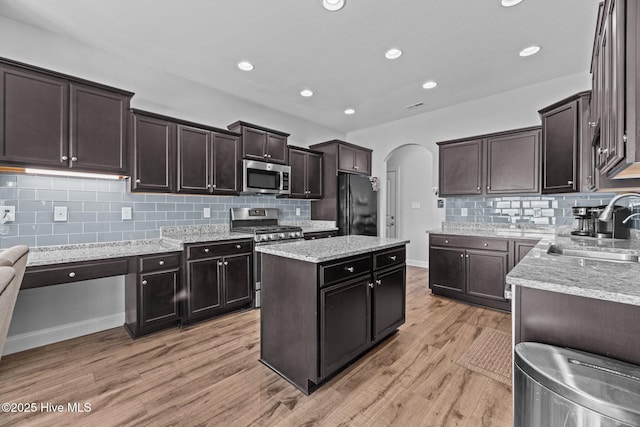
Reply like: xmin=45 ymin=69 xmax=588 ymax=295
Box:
xmin=547 ymin=245 xmax=639 ymax=263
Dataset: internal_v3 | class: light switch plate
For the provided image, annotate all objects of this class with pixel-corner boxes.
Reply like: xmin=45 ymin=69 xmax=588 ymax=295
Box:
xmin=122 ymin=206 xmax=132 ymax=220
xmin=411 ymin=202 xmax=421 ymax=209
xmin=54 ymin=206 xmax=68 ymax=222
xmin=1 ymin=206 xmax=15 ymax=222
xmin=203 ymin=207 xmax=211 ymax=218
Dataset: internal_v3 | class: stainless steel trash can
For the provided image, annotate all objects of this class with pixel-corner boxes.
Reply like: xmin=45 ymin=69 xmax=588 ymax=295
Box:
xmin=514 ymin=342 xmax=640 ymax=427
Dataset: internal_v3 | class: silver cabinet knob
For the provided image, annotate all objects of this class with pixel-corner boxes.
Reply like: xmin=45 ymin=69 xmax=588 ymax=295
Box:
xmin=68 ymin=272 xmax=76 ymax=278
xmin=465 ymin=254 xmax=469 ymax=258
xmin=368 ymin=283 xmax=374 ymax=288
xmin=598 ymin=148 xmax=609 ymax=155
xmin=567 ymin=181 xmax=574 ymax=185
xmin=212 ymin=184 xmax=216 ymax=188
xmin=354 ymin=165 xmax=359 ymax=169
xmin=483 ymin=243 xmax=488 ymax=247
xmin=375 ymin=279 xmax=382 ymax=285
xmin=142 ymin=280 xmax=147 ymax=285
xmin=311 ymin=237 xmax=316 ymax=240
xmin=445 ymin=240 xmax=449 ymax=244
xmin=218 ymin=261 xmax=223 ymax=266
xmin=390 ymin=255 xmax=397 ymax=261
xmin=345 ymin=266 xmax=355 ymax=273
xmin=61 ymin=155 xmax=69 ymax=161
xmin=487 ymin=186 xmax=490 ymax=190
xmin=236 ymin=244 xmax=242 ymax=249
xmin=477 ymin=186 xmax=481 ymax=191
xmin=204 ymin=248 xmax=210 ymax=253
xmin=159 ymin=260 xmax=165 ymax=266
xmin=224 ymin=261 xmax=228 ymax=266
xmin=71 ymin=156 xmax=77 ymax=162
xmin=588 ymin=121 xmax=597 ymax=127
xmin=135 ymin=179 xmax=141 ymax=183
xmin=460 ymin=254 xmax=464 ymax=258
xmin=207 ymin=184 xmax=212 ymax=188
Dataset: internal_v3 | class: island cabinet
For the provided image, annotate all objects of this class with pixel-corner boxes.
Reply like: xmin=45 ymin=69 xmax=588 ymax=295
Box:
xmin=288 ymin=146 xmax=323 ymax=199
xmin=183 ymin=239 xmax=253 ymax=324
xmin=429 ymin=234 xmax=511 ymax=311
xmin=124 ymin=252 xmax=182 ymax=338
xmin=437 ymin=127 xmax=541 ymax=197
xmin=0 ymin=57 xmax=132 ymax=174
xmin=227 ymin=121 xmax=289 ymax=165
xmin=260 ymin=242 xmax=406 ymax=394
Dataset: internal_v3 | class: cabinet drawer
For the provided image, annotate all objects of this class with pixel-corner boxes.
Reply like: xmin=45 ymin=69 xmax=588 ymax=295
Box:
xmin=430 ymin=234 xmax=509 ymax=252
xmin=187 ymin=240 xmax=253 ymax=260
xmin=23 ymin=258 xmax=129 ymax=289
xmin=374 ymin=247 xmax=406 ymax=270
xmin=320 ymin=255 xmax=372 ymax=287
xmin=139 ymin=253 xmax=181 ymax=272
xmin=303 ymin=231 xmax=337 ymax=240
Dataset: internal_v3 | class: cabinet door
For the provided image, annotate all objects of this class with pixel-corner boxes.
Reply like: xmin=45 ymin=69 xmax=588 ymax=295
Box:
xmin=177 ymin=125 xmax=210 ymax=194
xmin=187 ymin=257 xmax=222 ymax=318
xmin=223 ymin=253 xmax=252 ymax=307
xmin=131 ymin=114 xmax=175 ymax=192
xmin=140 ymin=269 xmax=180 ymax=328
xmin=439 ymin=140 xmax=483 ymax=196
xmin=69 ymin=84 xmax=128 ymax=173
xmin=320 ymin=278 xmax=371 ymax=378
xmin=242 ymin=127 xmax=267 ymax=161
xmin=354 ymin=148 xmax=371 ymax=175
xmin=288 ymin=148 xmax=307 ymax=197
xmin=466 ymin=250 xmax=508 ymax=301
xmin=266 ymin=133 xmax=287 ymax=164
xmin=598 ymin=17 xmax=610 ymax=170
xmin=306 ymin=151 xmax=323 ymax=198
xmin=211 ymin=133 xmax=240 ymax=194
xmin=373 ymin=266 xmax=405 ymax=341
xmin=0 ymin=66 xmax=68 ymax=167
xmin=428 ymin=246 xmax=465 ymax=293
xmin=338 ymin=144 xmax=356 ymax=172
xmin=542 ymin=101 xmax=578 ymax=193
xmin=514 ymin=241 xmax=536 ymax=265
xmin=486 ymin=130 xmax=540 ymax=194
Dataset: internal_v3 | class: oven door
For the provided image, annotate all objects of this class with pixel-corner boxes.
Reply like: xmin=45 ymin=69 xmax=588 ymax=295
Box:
xmin=254 ymin=239 xmax=303 ymax=308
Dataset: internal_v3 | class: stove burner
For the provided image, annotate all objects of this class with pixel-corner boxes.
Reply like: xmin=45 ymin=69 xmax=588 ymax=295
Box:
xmin=230 ymin=208 xmax=303 ymax=243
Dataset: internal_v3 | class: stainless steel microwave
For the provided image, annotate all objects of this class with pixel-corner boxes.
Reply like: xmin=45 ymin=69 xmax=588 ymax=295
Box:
xmin=242 ymin=160 xmax=291 ymax=195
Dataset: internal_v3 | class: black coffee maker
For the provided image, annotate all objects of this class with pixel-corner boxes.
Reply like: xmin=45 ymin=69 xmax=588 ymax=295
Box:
xmin=590 ymin=205 xmax=631 ymax=239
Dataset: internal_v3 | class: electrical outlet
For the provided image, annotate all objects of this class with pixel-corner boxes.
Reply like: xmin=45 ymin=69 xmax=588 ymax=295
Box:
xmin=53 ymin=206 xmax=67 ymax=222
xmin=296 ymin=208 xmax=301 ymax=216
xmin=203 ymin=207 xmax=211 ymax=218
xmin=122 ymin=206 xmax=132 ymax=220
xmin=461 ymin=208 xmax=468 ymax=216
xmin=437 ymin=199 xmax=445 ymax=208
xmin=1 ymin=206 xmax=15 ymax=222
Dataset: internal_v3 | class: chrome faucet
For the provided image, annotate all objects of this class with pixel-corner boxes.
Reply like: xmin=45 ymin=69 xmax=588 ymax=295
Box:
xmin=598 ymin=193 xmax=640 ymax=222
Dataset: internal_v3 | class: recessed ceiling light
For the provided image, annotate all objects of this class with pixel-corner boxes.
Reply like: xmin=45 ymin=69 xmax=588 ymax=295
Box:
xmin=501 ymin=0 xmax=524 ymax=7
xmin=519 ymin=46 xmax=541 ymax=57
xmin=422 ymin=81 xmax=438 ymax=89
xmin=237 ymin=61 xmax=254 ymax=71
xmin=385 ymin=48 xmax=403 ymax=60
xmin=323 ymin=0 xmax=345 ymax=11
xmin=344 ymin=108 xmax=355 ymax=115
xmin=300 ymin=89 xmax=314 ymax=97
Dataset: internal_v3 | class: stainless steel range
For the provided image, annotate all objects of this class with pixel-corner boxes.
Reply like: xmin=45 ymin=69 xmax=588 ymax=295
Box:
xmin=230 ymin=208 xmax=303 ymax=307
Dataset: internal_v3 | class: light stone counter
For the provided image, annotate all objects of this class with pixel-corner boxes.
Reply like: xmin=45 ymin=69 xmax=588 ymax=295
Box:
xmin=255 ymin=235 xmax=409 ymax=263
xmin=26 ymin=239 xmax=183 ymax=267
xmin=281 ymin=220 xmax=338 ymax=234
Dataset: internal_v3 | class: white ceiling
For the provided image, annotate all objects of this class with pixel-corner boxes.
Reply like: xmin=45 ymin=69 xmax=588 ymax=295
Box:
xmin=0 ymin=0 xmax=601 ymax=133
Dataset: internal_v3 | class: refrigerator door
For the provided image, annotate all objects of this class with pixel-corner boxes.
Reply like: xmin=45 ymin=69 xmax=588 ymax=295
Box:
xmin=339 ymin=173 xmax=377 ymax=236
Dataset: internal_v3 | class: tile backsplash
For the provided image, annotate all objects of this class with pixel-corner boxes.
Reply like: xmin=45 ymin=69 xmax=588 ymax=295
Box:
xmin=0 ymin=174 xmax=311 ymax=248
xmin=445 ymin=193 xmax=640 ymax=229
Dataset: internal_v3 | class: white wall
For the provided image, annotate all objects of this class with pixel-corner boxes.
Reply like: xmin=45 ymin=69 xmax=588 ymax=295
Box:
xmin=0 ymin=16 xmax=344 ymax=354
xmin=347 ymin=72 xmax=592 ymax=265
xmin=386 ymin=145 xmax=435 ymax=267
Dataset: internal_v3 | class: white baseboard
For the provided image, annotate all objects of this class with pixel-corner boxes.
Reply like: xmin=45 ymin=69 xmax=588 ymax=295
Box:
xmin=407 ymin=259 xmax=428 ymax=269
xmin=3 ymin=313 xmax=125 ymax=356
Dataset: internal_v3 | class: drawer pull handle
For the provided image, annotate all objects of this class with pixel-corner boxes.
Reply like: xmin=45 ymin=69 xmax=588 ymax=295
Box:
xmin=236 ymin=244 xmax=242 ymax=249
xmin=159 ymin=260 xmax=165 ymax=266
xmin=204 ymin=248 xmax=210 ymax=253
xmin=483 ymin=243 xmax=488 ymax=247
xmin=345 ymin=267 xmax=355 ymax=273
xmin=389 ymin=255 xmax=397 ymax=261
xmin=376 ymin=279 xmax=382 ymax=285
xmin=142 ymin=280 xmax=148 ymax=285
xmin=311 ymin=237 xmax=316 ymax=240
xmin=68 ymin=272 xmax=76 ymax=278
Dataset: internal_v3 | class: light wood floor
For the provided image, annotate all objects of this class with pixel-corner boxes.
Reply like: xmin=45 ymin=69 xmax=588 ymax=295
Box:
xmin=0 ymin=267 xmax=512 ymax=426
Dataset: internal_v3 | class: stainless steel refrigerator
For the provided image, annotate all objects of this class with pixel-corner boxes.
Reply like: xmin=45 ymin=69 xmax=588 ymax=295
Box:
xmin=337 ymin=173 xmax=378 ymax=236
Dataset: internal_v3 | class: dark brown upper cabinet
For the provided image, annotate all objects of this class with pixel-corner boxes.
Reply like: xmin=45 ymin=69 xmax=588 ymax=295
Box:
xmin=130 ymin=111 xmax=175 ymax=193
xmin=338 ymin=143 xmax=372 ymax=175
xmin=288 ymin=146 xmax=323 ymax=199
xmin=438 ymin=127 xmax=540 ymax=197
xmin=227 ymin=121 xmax=289 ymax=165
xmin=0 ymin=58 xmax=132 ymax=174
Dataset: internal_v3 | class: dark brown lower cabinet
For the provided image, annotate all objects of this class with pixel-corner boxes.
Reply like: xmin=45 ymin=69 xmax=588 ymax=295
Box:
xmin=428 ymin=247 xmax=465 ymax=294
xmin=260 ymin=245 xmax=407 ymax=394
xmin=303 ymin=230 xmax=337 ymax=240
xmin=124 ymin=252 xmax=182 ymax=338
xmin=184 ymin=239 xmax=253 ymax=324
xmin=465 ymin=249 xmax=508 ymax=302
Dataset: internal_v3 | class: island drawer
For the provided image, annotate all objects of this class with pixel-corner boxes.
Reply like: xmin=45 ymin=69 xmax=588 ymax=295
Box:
xmin=374 ymin=247 xmax=406 ymax=270
xmin=23 ymin=258 xmax=129 ymax=289
xmin=139 ymin=253 xmax=181 ymax=272
xmin=187 ymin=240 xmax=253 ymax=260
xmin=320 ymin=255 xmax=372 ymax=287
xmin=430 ymin=234 xmax=509 ymax=252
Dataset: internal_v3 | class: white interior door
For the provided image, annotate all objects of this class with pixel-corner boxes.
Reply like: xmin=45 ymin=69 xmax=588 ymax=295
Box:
xmin=386 ymin=170 xmax=397 ymax=238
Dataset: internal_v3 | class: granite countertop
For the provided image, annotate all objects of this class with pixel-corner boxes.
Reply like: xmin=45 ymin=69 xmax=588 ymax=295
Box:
xmin=255 ymin=235 xmax=409 ymax=263
xmin=426 ymin=222 xmax=559 ymax=240
xmin=161 ymin=231 xmax=254 ymax=244
xmin=281 ymin=220 xmax=338 ymax=234
xmin=26 ymin=239 xmax=183 ymax=267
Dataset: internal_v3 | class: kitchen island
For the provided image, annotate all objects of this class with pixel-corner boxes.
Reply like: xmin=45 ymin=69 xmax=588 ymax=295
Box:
xmin=256 ymin=235 xmax=409 ymax=394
